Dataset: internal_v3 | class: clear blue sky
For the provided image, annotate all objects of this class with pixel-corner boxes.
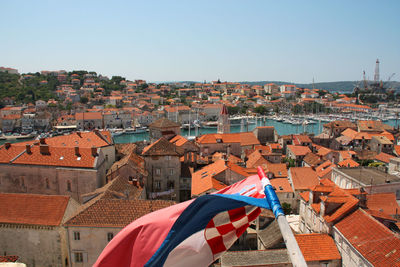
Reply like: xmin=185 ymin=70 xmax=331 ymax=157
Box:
xmin=1 ymin=0 xmax=399 ymax=83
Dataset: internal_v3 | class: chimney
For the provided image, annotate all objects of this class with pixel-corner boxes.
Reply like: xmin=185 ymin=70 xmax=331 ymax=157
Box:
xmin=40 ymin=144 xmax=50 ymax=155
xmin=39 ymin=138 xmax=46 ymax=144
xmin=320 ymin=201 xmax=325 ymax=217
xmin=74 ymin=146 xmax=80 ymax=156
xmin=91 ymin=147 xmax=98 ymax=157
xmin=129 ymin=176 xmax=139 ymax=187
xmin=4 ymin=143 xmax=11 ymax=149
xmin=26 ymin=144 xmax=31 ymax=154
xmin=132 ymin=178 xmax=138 ymax=187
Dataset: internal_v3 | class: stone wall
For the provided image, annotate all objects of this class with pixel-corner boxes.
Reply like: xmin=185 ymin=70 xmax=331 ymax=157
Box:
xmin=0 ymin=225 xmax=66 ymax=267
xmin=0 ymin=164 xmax=105 ymax=203
xmin=67 ymin=226 xmax=122 ymax=267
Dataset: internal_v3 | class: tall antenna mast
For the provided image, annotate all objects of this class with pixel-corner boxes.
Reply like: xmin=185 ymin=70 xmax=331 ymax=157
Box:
xmin=374 ymin=58 xmax=380 ymax=82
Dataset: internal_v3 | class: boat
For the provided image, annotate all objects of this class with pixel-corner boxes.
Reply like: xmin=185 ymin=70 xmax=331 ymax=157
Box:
xmin=110 ymin=128 xmax=124 ymax=136
xmin=1 ymin=133 xmax=36 ymax=140
xmin=202 ymin=121 xmax=218 ymax=128
xmin=124 ymin=127 xmax=147 ymax=134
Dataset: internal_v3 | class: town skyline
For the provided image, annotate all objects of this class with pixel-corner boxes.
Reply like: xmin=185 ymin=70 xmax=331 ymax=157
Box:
xmin=1 ymin=1 xmax=399 ymax=83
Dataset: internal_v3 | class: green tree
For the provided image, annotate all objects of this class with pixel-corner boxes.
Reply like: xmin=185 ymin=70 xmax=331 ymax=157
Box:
xmin=282 ymin=203 xmax=292 ymax=215
xmin=254 ymin=105 xmax=268 ymax=115
xmin=80 ymin=96 xmax=89 ymax=104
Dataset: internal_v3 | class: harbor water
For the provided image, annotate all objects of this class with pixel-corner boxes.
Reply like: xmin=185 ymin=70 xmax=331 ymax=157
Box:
xmin=113 ymin=118 xmax=399 ymax=144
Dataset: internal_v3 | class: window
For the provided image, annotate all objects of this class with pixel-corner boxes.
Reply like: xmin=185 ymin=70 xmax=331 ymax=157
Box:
xmin=74 ymin=252 xmax=83 ymax=263
xmin=21 ymin=177 xmax=25 ymax=187
xmin=155 ymin=180 xmax=161 ymax=189
xmin=45 ymin=178 xmax=50 ymax=189
xmin=167 ymin=156 xmax=171 ymax=161
xmin=67 ymin=180 xmax=72 ymax=192
xmin=167 ymin=180 xmax=175 ymax=189
xmin=169 ymin=169 xmax=174 ymax=175
xmin=74 ymin=231 xmax=80 ymax=240
xmin=107 ymin=233 xmax=114 ymax=242
xmin=155 ymin=168 xmax=161 ymax=175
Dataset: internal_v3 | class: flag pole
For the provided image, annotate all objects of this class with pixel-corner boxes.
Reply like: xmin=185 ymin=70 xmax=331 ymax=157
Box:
xmin=257 ymin=166 xmax=307 ymax=267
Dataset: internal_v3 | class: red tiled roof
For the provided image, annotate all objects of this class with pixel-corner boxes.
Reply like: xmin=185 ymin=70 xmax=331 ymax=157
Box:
xmin=142 ymin=137 xmax=180 ymax=156
xmin=337 ymin=158 xmax=360 ymax=168
xmin=35 ymin=131 xmax=111 ymax=148
xmin=197 ymin=132 xmax=260 ymax=147
xmin=12 ymin=145 xmax=98 ymax=168
xmin=289 ymin=167 xmax=319 ymax=190
xmin=335 ymin=209 xmax=400 ymax=266
xmin=0 ymin=193 xmax=70 ymax=226
xmin=0 ymin=144 xmax=26 ymax=163
xmin=149 ymin=117 xmax=180 ymax=128
xmin=295 ymin=233 xmax=341 ymax=262
xmin=75 ymin=112 xmax=103 ymax=120
xmin=246 ymin=150 xmax=269 ymax=168
xmin=0 ymin=256 xmax=19 ymax=262
xmin=367 ymin=193 xmax=400 ymax=216
xmin=270 ymin=178 xmax=293 ymax=193
xmin=287 ymin=145 xmax=311 ymax=156
xmin=315 ymin=160 xmax=336 ymax=178
xmin=65 ymin=199 xmax=174 ymax=227
xmin=261 ymin=162 xmax=288 ymax=178
xmin=169 ymin=135 xmax=188 ymax=147
xmin=191 ymin=159 xmax=228 ymax=196
xmin=375 ymin=152 xmax=396 ymax=164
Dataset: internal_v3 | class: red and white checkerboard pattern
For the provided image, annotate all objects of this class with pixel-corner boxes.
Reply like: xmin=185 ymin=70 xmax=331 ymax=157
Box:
xmin=204 ymin=205 xmax=261 ymax=259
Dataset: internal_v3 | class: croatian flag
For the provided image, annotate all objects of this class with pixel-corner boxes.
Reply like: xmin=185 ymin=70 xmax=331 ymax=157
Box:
xmin=94 ymin=175 xmax=271 ymax=267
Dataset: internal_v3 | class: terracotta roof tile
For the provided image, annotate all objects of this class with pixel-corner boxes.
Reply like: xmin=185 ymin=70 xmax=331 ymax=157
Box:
xmin=142 ymin=137 xmax=180 ymax=156
xmin=303 ymin=152 xmax=322 ymax=166
xmin=0 ymin=193 xmax=70 ymax=226
xmin=0 ymin=143 xmax=26 ymax=163
xmin=335 ymin=209 xmax=400 ymax=266
xmin=295 ymin=234 xmax=341 ymax=262
xmin=375 ymin=152 xmax=396 ymax=164
xmin=65 ymin=199 xmax=174 ymax=227
xmin=287 ymin=145 xmax=311 ymax=156
xmin=367 ymin=193 xmax=400 ymax=216
xmin=338 ymin=158 xmax=360 ymax=168
xmin=0 ymin=256 xmax=19 ymax=263
xmin=149 ymin=117 xmax=180 ymax=128
xmin=16 ymin=130 xmax=112 ymax=148
xmin=261 ymin=162 xmax=288 ymax=178
xmin=289 ymin=167 xmax=319 ymax=190
xmin=270 ymin=178 xmax=293 ymax=193
xmin=197 ymin=132 xmax=260 ymax=147
xmin=75 ymin=112 xmax=103 ymax=120
xmin=12 ymin=145 xmax=97 ymax=168
xmin=246 ymin=150 xmax=269 ymax=168
xmin=169 ymin=135 xmax=188 ymax=147
xmin=191 ymin=159 xmax=228 ymax=196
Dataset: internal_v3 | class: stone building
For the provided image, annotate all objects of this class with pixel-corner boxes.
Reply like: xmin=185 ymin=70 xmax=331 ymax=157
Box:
xmin=331 ymin=167 xmax=400 ymax=198
xmin=370 ymin=135 xmax=394 ymax=154
xmin=64 ymin=198 xmax=174 ymax=267
xmin=148 ymin=117 xmax=180 ymax=143
xmin=217 ymin=105 xmax=230 ymax=134
xmin=298 ymin=179 xmax=359 ymax=234
xmin=142 ymin=137 xmax=182 ymax=201
xmin=333 ymin=208 xmax=400 ymax=267
xmin=252 ymin=126 xmax=278 ymax=145
xmin=0 ymin=131 xmax=113 ymax=203
xmin=0 ymin=193 xmax=79 ymax=267
xmin=196 ymin=132 xmax=260 ymax=157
